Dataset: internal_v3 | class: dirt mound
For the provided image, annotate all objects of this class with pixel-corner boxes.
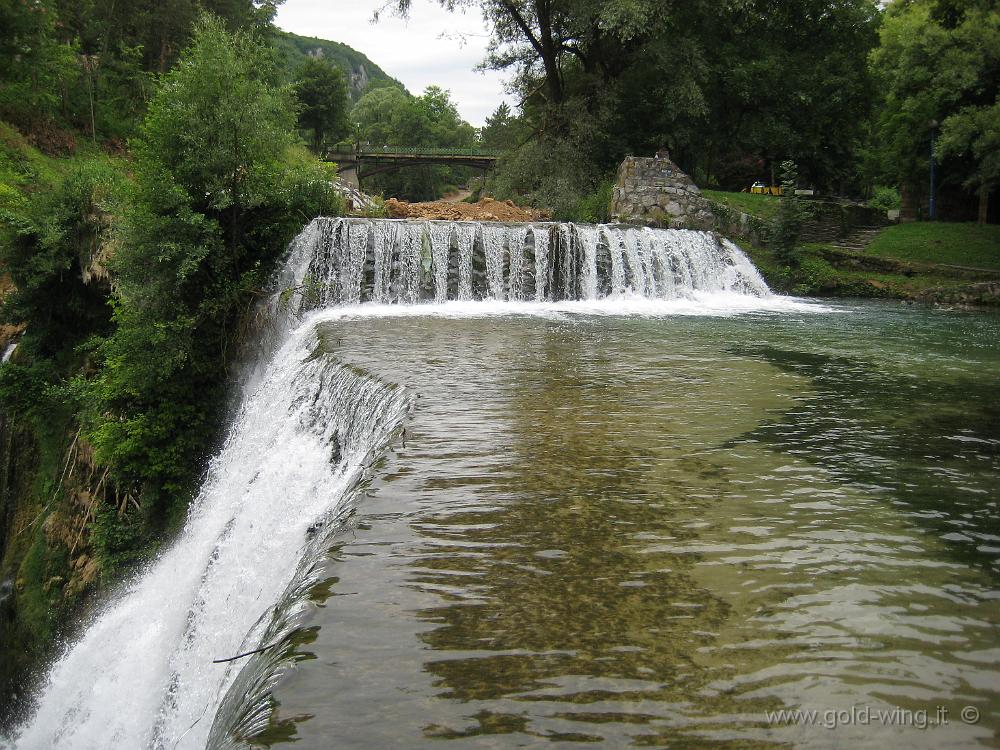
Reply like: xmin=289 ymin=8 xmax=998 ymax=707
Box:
xmin=384 ymin=197 xmax=551 ymax=222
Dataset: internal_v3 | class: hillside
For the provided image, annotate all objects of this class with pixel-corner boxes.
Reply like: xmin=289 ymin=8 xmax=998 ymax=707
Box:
xmin=274 ymin=30 xmax=406 ymax=100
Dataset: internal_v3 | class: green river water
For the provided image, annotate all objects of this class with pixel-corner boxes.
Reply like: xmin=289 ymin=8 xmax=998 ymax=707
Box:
xmin=258 ymin=300 xmax=999 ymax=749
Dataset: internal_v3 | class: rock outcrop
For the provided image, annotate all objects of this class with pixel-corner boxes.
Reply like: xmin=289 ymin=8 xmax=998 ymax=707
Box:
xmin=610 ymin=151 xmax=714 ymax=229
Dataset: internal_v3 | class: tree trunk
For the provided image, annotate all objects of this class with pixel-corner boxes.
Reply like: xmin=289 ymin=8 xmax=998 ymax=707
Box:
xmin=534 ymin=1 xmax=563 ymax=103
xmin=979 ymin=189 xmax=990 ymax=224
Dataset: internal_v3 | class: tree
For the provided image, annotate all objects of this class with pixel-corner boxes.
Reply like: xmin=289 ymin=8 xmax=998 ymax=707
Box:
xmin=870 ymin=0 xmax=999 ymax=220
xmin=394 ymin=0 xmax=879 ymax=202
xmin=940 ymin=99 xmax=1000 ymax=222
xmin=294 ymin=56 xmax=350 ymax=150
xmin=770 ymin=161 xmax=809 ymax=265
xmin=0 ymin=0 xmax=78 ymax=135
xmin=350 ymin=85 xmax=477 ymax=200
xmin=480 ymin=102 xmax=527 ymax=149
xmin=390 ymin=0 xmax=672 ymax=108
xmin=693 ymin=0 xmax=879 ymax=191
xmin=87 ymin=14 xmax=339 ymax=509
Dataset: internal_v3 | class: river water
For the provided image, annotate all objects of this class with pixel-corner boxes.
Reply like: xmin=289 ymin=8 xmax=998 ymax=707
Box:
xmin=236 ymin=300 xmax=999 ymax=749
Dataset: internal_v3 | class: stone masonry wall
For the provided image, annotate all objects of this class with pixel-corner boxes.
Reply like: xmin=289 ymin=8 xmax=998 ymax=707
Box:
xmin=610 ymin=152 xmax=714 ymax=229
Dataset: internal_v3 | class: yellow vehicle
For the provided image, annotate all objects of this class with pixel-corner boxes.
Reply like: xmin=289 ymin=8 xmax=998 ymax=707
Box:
xmin=746 ymin=181 xmax=783 ymax=196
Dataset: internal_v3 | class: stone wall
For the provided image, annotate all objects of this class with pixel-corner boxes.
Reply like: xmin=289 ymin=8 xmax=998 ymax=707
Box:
xmin=610 ymin=152 xmax=714 ymax=229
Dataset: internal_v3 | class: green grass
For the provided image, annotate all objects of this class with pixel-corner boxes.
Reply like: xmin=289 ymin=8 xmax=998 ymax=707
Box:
xmin=865 ymin=222 xmax=1000 ymax=270
xmin=702 ymin=189 xmax=781 ymax=221
xmin=1 ymin=120 xmax=125 ymax=264
xmin=0 ymin=120 xmax=119 ymax=202
xmin=740 ymin=240 xmax=987 ymax=301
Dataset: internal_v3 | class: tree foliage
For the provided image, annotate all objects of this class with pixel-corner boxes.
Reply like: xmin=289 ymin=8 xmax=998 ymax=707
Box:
xmin=294 ymin=56 xmax=351 ymax=150
xmin=395 ymin=0 xmax=881 ymax=209
xmin=1 ymin=161 xmax=120 ymax=358
xmin=870 ymin=0 xmax=999 ymax=207
xmin=350 ymin=85 xmax=477 ymax=200
xmin=0 ymin=0 xmax=277 ymax=143
xmin=84 ymin=15 xmax=341 ymax=511
xmin=771 ymin=161 xmax=810 ymax=265
xmin=479 ymin=102 xmax=528 ymax=150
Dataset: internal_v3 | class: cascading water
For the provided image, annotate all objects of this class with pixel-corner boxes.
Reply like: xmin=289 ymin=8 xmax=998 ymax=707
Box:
xmin=286 ymin=218 xmax=770 ymax=309
xmin=9 ymin=315 xmax=410 ymax=750
xmin=7 ymin=218 xmax=774 ymax=750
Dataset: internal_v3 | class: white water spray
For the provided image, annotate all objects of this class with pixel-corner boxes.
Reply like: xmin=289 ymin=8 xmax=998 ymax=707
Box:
xmin=10 ymin=313 xmax=409 ymax=750
xmin=285 ymin=218 xmax=769 ymax=310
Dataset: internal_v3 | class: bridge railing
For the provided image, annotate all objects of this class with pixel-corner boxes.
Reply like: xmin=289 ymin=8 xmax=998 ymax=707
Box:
xmin=327 ymin=145 xmax=504 ymax=158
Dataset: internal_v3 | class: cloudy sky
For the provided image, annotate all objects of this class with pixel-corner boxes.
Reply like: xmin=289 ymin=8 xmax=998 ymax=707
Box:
xmin=274 ymin=0 xmax=513 ymax=126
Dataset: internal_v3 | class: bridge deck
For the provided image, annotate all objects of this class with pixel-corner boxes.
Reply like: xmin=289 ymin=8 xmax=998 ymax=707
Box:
xmin=328 ymin=146 xmax=502 ymax=160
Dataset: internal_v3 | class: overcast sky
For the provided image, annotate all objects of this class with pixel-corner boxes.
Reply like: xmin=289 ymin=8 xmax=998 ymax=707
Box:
xmin=274 ymin=0 xmax=513 ymax=127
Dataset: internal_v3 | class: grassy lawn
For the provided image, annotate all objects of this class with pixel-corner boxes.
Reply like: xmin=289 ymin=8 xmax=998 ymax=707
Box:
xmin=702 ymin=189 xmax=781 ymax=221
xmin=741 ymin=241 xmax=980 ymax=300
xmin=866 ymin=222 xmax=1000 ymax=270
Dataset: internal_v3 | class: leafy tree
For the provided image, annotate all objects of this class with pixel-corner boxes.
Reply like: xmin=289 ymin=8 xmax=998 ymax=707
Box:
xmin=0 ymin=161 xmax=121 ymax=359
xmin=488 ymin=135 xmax=601 ymax=218
xmin=0 ymin=0 xmax=278 ymax=143
xmin=694 ymin=0 xmax=879 ymax=191
xmin=390 ymin=0 xmax=672 ymax=108
xmin=870 ymin=0 xmax=999 ymax=220
xmin=351 ymin=85 xmax=476 ymax=199
xmin=395 ymin=0 xmax=880 ymax=207
xmin=0 ymin=0 xmax=79 ymax=135
xmin=770 ymin=160 xmax=809 ymax=265
xmin=294 ymin=56 xmax=351 ymax=150
xmin=86 ymin=14 xmax=340 ymax=512
xmin=479 ymin=102 xmax=527 ymax=150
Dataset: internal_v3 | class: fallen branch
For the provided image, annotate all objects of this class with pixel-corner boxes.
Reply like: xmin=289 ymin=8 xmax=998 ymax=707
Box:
xmin=212 ymin=641 xmax=282 ymax=664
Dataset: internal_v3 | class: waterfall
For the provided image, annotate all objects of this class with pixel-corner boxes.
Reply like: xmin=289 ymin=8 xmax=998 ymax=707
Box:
xmin=7 ymin=217 xmax=772 ymax=750
xmin=282 ymin=218 xmax=769 ymax=312
xmin=10 ymin=316 xmax=410 ymax=750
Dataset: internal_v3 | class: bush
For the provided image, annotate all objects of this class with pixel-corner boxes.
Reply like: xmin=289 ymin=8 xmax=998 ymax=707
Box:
xmin=575 ymin=180 xmax=614 ymax=224
xmin=1 ymin=160 xmax=121 ymax=359
xmin=868 ymin=185 xmax=901 ymax=213
xmin=769 ymin=160 xmax=810 ymax=266
xmin=487 ymin=137 xmax=602 ymax=220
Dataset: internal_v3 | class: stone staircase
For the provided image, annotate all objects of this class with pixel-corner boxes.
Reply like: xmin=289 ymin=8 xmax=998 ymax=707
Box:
xmin=800 ymin=223 xmax=887 ymax=250
xmin=826 ymin=225 xmax=888 ymax=252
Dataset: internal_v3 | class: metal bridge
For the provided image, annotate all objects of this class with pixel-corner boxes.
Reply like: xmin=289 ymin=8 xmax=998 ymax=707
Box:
xmin=325 ymin=146 xmax=503 ymax=186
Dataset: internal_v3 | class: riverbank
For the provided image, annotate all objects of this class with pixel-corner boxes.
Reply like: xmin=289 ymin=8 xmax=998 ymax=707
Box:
xmin=706 ymin=189 xmax=1000 ymax=306
xmin=745 ymin=240 xmax=1000 ymax=306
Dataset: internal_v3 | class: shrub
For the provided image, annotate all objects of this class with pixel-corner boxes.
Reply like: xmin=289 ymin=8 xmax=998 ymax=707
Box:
xmin=868 ymin=185 xmax=901 ymax=213
xmin=575 ymin=180 xmax=614 ymax=224
xmin=487 ymin=137 xmax=601 ymax=220
xmin=770 ymin=160 xmax=810 ymax=266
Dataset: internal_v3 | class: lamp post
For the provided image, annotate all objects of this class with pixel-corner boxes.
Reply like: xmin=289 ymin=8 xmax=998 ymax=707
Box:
xmin=929 ymin=119 xmax=938 ymax=221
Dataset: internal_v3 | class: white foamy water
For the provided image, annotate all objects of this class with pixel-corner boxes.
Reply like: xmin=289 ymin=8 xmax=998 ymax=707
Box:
xmin=285 ymin=218 xmax=772 ymax=309
xmin=10 ymin=318 xmax=409 ymax=750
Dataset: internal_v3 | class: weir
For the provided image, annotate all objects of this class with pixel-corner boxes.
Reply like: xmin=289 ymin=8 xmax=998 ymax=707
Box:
xmin=7 ymin=219 xmax=776 ymax=750
xmin=285 ymin=218 xmax=770 ymax=309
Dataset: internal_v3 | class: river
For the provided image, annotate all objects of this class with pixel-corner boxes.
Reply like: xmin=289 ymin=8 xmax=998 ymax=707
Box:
xmin=236 ymin=301 xmax=999 ymax=749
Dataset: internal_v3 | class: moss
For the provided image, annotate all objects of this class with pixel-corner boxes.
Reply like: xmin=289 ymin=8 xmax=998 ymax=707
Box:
xmin=0 ymin=409 xmax=79 ymax=716
xmin=89 ymin=501 xmax=159 ymax=582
